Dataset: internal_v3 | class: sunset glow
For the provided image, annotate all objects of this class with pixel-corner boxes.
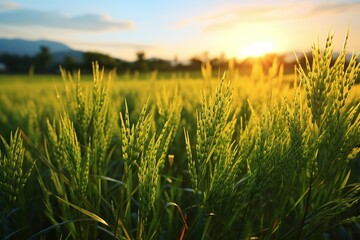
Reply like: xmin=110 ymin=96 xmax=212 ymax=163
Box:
xmin=0 ymin=0 xmax=359 ymax=61
xmin=238 ymin=41 xmax=274 ymax=59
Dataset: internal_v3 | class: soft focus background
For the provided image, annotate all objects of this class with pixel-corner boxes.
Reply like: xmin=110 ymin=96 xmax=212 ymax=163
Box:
xmin=0 ymin=0 xmax=359 ymax=74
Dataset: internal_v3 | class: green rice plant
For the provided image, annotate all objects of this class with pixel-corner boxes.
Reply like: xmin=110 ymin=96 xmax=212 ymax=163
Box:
xmin=232 ymin=32 xmax=360 ymax=239
xmin=0 ymin=129 xmax=33 ymax=215
xmin=35 ymin=63 xmax=116 ymax=239
xmin=46 ymin=115 xmax=90 ymax=197
xmin=39 ymin=115 xmax=104 ymax=239
xmin=117 ymin=86 xmax=182 ymax=239
xmin=232 ymin=96 xmax=304 ymax=239
xmin=293 ymin=31 xmax=360 ymax=239
xmin=117 ymin=100 xmax=152 ymax=238
xmin=184 ymin=75 xmax=243 ymax=238
xmin=237 ymin=32 xmax=360 ymax=239
xmin=59 ymin=62 xmax=116 ymax=175
xmin=0 ymin=129 xmax=33 ymax=238
xmin=37 ymin=114 xmax=91 ymax=238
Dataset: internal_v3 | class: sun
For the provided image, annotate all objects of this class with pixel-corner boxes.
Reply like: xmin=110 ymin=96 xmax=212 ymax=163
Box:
xmin=239 ymin=41 xmax=274 ymax=59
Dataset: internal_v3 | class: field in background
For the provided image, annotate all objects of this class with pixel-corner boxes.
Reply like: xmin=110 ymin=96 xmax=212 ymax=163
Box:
xmin=0 ymin=68 xmax=299 ymax=148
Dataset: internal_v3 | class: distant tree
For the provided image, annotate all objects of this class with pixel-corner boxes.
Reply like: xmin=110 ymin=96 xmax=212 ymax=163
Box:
xmin=64 ymin=55 xmax=76 ymax=66
xmin=135 ymin=51 xmax=148 ymax=72
xmin=136 ymin=51 xmax=145 ymax=62
xmin=114 ymin=59 xmax=131 ymax=73
xmin=0 ymin=53 xmax=19 ymax=72
xmin=189 ymin=57 xmax=202 ymax=70
xmin=62 ymin=55 xmax=77 ymax=71
xmin=0 ymin=53 xmax=32 ymax=73
xmin=35 ymin=46 xmax=52 ymax=73
xmin=83 ymin=52 xmax=116 ymax=70
xmin=148 ymin=58 xmax=172 ymax=71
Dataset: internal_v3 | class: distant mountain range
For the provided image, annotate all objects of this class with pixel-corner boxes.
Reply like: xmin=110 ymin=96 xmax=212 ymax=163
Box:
xmin=0 ymin=38 xmax=84 ymax=63
xmin=0 ymin=38 xmax=72 ymax=55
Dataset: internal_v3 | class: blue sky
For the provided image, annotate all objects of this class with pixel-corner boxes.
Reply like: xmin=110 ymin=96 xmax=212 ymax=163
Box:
xmin=0 ymin=0 xmax=359 ymax=61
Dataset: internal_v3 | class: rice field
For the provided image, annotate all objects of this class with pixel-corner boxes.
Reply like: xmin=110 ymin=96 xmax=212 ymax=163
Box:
xmin=0 ymin=34 xmax=360 ymax=239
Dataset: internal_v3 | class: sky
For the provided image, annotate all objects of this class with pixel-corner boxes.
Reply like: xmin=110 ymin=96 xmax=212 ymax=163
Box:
xmin=0 ymin=0 xmax=359 ymax=61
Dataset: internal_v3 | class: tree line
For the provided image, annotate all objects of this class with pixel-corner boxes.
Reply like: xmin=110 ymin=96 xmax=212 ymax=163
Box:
xmin=0 ymin=45 xmax=326 ymax=75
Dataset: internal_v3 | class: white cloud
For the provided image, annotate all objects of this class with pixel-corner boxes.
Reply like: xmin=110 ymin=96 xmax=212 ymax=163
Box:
xmin=0 ymin=8 xmax=134 ymax=31
xmin=0 ymin=1 xmax=21 ymax=10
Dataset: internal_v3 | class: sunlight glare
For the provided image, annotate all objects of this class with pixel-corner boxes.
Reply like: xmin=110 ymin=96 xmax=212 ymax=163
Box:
xmin=239 ymin=41 xmax=274 ymax=58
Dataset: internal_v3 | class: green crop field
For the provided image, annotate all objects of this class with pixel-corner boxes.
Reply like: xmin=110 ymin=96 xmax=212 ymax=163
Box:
xmin=1 ymin=34 xmax=360 ymax=239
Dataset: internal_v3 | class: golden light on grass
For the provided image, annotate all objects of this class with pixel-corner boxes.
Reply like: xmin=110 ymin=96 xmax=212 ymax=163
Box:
xmin=239 ymin=41 xmax=274 ymax=58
